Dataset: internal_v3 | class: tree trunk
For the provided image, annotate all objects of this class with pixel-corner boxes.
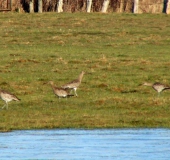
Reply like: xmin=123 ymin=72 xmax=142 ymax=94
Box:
xmin=119 ymin=0 xmax=124 ymax=13
xmin=29 ymin=0 xmax=34 ymax=13
xmin=57 ymin=0 xmax=63 ymax=13
xmin=38 ymin=0 xmax=42 ymax=13
xmin=101 ymin=0 xmax=110 ymax=13
xmin=86 ymin=0 xmax=92 ymax=13
xmin=133 ymin=0 xmax=138 ymax=13
xmin=166 ymin=0 xmax=170 ymax=14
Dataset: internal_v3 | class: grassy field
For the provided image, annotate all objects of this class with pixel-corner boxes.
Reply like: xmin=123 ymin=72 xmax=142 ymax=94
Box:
xmin=0 ymin=12 xmax=170 ymax=131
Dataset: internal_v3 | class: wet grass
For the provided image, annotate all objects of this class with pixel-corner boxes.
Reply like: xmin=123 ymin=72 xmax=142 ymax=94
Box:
xmin=0 ymin=12 xmax=170 ymax=131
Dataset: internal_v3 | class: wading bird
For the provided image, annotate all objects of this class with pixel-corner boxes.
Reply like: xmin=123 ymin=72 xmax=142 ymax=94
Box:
xmin=142 ymin=82 xmax=170 ymax=96
xmin=49 ymin=81 xmax=74 ymax=99
xmin=61 ymin=71 xmax=85 ymax=97
xmin=0 ymin=89 xmax=20 ymax=110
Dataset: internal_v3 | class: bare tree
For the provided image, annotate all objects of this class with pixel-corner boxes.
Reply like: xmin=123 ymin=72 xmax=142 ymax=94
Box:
xmin=101 ymin=0 xmax=110 ymax=12
xmin=133 ymin=0 xmax=138 ymax=13
xmin=57 ymin=0 xmax=63 ymax=12
xmin=119 ymin=0 xmax=124 ymax=13
xmin=38 ymin=0 xmax=42 ymax=12
xmin=29 ymin=0 xmax=34 ymax=13
xmin=87 ymin=0 xmax=92 ymax=12
xmin=167 ymin=0 xmax=170 ymax=14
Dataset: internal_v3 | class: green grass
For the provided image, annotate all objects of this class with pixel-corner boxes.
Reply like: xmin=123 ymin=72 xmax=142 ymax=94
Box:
xmin=0 ymin=12 xmax=170 ymax=131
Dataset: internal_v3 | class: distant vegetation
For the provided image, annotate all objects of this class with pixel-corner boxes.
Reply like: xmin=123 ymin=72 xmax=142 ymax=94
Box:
xmin=0 ymin=13 xmax=170 ymax=131
xmin=8 ymin=0 xmax=165 ymax=13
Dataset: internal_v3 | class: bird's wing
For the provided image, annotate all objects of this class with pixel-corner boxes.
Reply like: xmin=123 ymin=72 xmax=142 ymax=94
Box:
xmin=62 ymin=79 xmax=79 ymax=88
xmin=1 ymin=90 xmax=20 ymax=101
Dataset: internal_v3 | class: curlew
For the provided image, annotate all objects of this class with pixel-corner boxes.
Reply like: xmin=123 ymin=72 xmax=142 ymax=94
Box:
xmin=142 ymin=82 xmax=170 ymax=96
xmin=61 ymin=71 xmax=85 ymax=97
xmin=49 ymin=81 xmax=74 ymax=99
xmin=0 ymin=89 xmax=20 ymax=110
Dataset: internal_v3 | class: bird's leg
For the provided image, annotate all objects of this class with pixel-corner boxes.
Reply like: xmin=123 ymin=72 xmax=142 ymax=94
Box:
xmin=1 ymin=104 xmax=6 ymax=109
xmin=74 ymin=88 xmax=78 ymax=97
xmin=1 ymin=102 xmax=7 ymax=110
xmin=69 ymin=89 xmax=73 ymax=94
xmin=6 ymin=102 xmax=8 ymax=110
xmin=158 ymin=92 xmax=161 ymax=97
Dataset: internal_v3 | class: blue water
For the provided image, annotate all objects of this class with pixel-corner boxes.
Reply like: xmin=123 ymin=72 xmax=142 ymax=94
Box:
xmin=0 ymin=129 xmax=170 ymax=159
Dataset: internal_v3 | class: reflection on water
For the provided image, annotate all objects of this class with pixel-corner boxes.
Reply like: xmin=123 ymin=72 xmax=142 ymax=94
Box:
xmin=0 ymin=129 xmax=170 ymax=159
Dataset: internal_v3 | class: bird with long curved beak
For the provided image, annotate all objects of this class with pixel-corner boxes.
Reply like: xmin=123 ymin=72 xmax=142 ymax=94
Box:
xmin=61 ymin=71 xmax=85 ymax=97
xmin=0 ymin=89 xmax=20 ymax=110
xmin=49 ymin=81 xmax=74 ymax=100
xmin=142 ymin=82 xmax=170 ymax=96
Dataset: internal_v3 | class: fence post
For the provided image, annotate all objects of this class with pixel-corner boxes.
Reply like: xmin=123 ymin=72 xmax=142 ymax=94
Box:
xmin=167 ymin=0 xmax=170 ymax=14
xmin=133 ymin=0 xmax=138 ymax=13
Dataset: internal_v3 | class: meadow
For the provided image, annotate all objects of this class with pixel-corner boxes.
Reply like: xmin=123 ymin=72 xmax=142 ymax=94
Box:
xmin=0 ymin=12 xmax=170 ymax=131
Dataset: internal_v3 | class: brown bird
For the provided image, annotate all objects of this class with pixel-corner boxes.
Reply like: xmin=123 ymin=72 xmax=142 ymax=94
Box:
xmin=49 ymin=81 xmax=74 ymax=99
xmin=143 ymin=82 xmax=170 ymax=96
xmin=61 ymin=71 xmax=85 ymax=97
xmin=0 ymin=89 xmax=20 ymax=110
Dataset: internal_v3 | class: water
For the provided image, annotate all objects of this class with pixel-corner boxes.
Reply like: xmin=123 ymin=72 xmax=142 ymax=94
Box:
xmin=0 ymin=129 xmax=170 ymax=159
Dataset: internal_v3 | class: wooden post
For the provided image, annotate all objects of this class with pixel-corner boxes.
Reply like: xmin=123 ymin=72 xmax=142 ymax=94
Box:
xmin=166 ymin=0 xmax=170 ymax=14
xmin=38 ymin=0 xmax=42 ymax=13
xmin=86 ymin=0 xmax=92 ymax=13
xmin=101 ymin=0 xmax=110 ymax=13
xmin=133 ymin=0 xmax=138 ymax=13
xmin=29 ymin=0 xmax=34 ymax=13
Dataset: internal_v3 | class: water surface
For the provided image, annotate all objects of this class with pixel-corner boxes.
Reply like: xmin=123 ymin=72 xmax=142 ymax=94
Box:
xmin=0 ymin=129 xmax=170 ymax=159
